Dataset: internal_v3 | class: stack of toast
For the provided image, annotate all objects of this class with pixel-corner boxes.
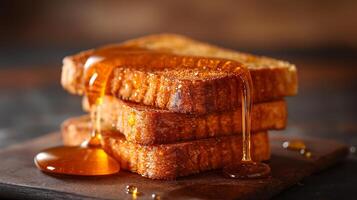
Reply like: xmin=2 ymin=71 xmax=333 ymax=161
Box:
xmin=60 ymin=34 xmax=297 ymax=179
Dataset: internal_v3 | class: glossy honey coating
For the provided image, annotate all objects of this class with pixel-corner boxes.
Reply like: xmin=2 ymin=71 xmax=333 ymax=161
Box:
xmin=61 ymin=34 xmax=298 ymax=110
xmin=81 ymin=47 xmax=250 ymax=114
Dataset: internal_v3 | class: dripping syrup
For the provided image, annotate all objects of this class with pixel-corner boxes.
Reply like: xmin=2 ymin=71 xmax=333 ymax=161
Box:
xmin=223 ymin=69 xmax=271 ymax=179
xmin=34 ymin=55 xmax=120 ymax=176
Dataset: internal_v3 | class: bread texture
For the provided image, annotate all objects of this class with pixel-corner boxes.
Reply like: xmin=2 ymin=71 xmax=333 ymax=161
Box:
xmin=82 ymin=96 xmax=286 ymax=145
xmin=61 ymin=116 xmax=270 ymax=180
xmin=61 ymin=34 xmax=297 ymax=114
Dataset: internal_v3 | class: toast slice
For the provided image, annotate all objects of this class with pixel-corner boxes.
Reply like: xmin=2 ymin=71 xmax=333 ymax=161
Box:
xmin=62 ymin=34 xmax=297 ymax=114
xmin=82 ymin=96 xmax=286 ymax=145
xmin=61 ymin=116 xmax=270 ymax=180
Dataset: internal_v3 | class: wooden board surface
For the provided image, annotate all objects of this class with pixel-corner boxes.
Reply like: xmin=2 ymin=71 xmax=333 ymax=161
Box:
xmin=0 ymin=133 xmax=349 ymax=200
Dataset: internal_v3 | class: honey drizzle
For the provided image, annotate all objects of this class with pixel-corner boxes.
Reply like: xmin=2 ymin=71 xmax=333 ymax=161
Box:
xmin=33 ymin=50 xmax=121 ymax=176
xmin=241 ymin=76 xmax=252 ymax=162
xmin=223 ymin=71 xmax=271 ymax=179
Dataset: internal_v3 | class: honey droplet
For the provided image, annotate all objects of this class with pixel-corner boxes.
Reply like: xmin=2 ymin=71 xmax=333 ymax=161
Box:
xmin=126 ymin=185 xmax=138 ymax=194
xmin=283 ymin=139 xmax=313 ymax=159
xmin=282 ymin=140 xmax=307 ymax=151
xmin=300 ymin=149 xmax=313 ymax=158
xmin=152 ymin=193 xmax=161 ymax=200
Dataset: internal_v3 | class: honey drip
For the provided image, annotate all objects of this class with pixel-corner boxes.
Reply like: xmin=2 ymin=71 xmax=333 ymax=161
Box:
xmin=223 ymin=71 xmax=271 ymax=179
xmin=34 ymin=54 xmax=120 ymax=176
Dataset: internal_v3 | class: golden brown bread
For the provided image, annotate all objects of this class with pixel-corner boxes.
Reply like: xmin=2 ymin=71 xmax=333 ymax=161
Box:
xmin=82 ymin=96 xmax=286 ymax=144
xmin=61 ymin=116 xmax=270 ymax=180
xmin=62 ymin=34 xmax=297 ymax=114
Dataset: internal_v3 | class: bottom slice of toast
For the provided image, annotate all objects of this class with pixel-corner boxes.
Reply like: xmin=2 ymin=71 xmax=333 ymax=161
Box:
xmin=61 ymin=116 xmax=270 ymax=180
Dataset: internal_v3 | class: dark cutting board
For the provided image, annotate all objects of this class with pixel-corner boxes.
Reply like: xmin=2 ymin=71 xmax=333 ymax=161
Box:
xmin=0 ymin=132 xmax=349 ymax=200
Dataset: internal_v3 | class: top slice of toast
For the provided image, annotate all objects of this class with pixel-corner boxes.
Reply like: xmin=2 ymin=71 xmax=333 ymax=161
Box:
xmin=61 ymin=34 xmax=297 ymax=114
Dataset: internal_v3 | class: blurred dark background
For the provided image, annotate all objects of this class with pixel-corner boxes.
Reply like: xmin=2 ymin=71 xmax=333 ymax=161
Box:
xmin=0 ymin=1 xmax=356 ymax=198
xmin=1 ymin=0 xmax=357 ymax=67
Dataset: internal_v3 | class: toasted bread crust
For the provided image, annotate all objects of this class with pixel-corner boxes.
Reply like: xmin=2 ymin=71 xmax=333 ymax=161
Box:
xmin=82 ymin=96 xmax=286 ymax=144
xmin=61 ymin=116 xmax=270 ymax=180
xmin=61 ymin=34 xmax=297 ymax=114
